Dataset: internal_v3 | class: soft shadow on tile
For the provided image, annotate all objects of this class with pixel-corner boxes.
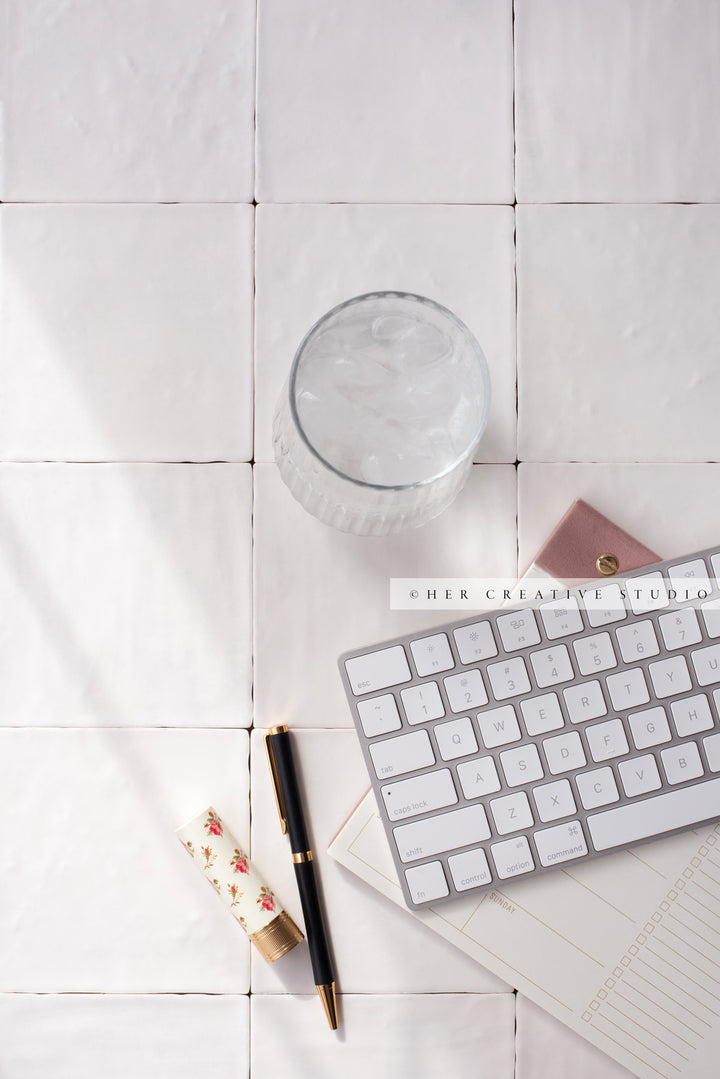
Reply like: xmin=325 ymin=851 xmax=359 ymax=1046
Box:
xmin=254 ymin=463 xmax=517 ymax=729
xmin=518 ymin=463 xmax=720 ymax=570
xmin=515 ymin=0 xmax=720 ymax=202
xmin=0 ymin=465 xmax=251 ymax=726
xmin=256 ymin=0 xmax=513 ymax=203
xmin=517 ymin=206 xmax=720 ymax=463
xmin=252 ymin=993 xmax=515 ymax=1078
xmin=254 ymin=204 xmax=516 ymax=464
xmin=0 ymin=205 xmax=253 ymax=462
xmin=1 ymin=0 xmax=255 ymax=202
xmin=0 ymin=995 xmax=249 ymax=1079
xmin=516 ymin=996 xmax=633 ymax=1079
xmin=250 ymin=729 xmax=509 ymax=994
xmin=0 ymin=729 xmax=250 ymax=992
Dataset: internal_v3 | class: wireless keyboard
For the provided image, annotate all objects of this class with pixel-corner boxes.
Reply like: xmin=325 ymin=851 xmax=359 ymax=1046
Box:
xmin=339 ymin=546 xmax=720 ymax=910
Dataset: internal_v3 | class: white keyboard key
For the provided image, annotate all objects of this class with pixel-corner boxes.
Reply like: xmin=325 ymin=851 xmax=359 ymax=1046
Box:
xmin=628 ymin=571 xmax=670 ymax=614
xmin=448 ymin=848 xmax=492 ymax=891
xmin=588 ymin=777 xmax=720 ymax=852
xmin=434 ymin=717 xmax=478 ymax=761
xmin=404 ymin=861 xmax=449 ymax=904
xmin=691 ymin=643 xmax=720 ymax=686
xmin=668 ymin=559 xmax=713 ymax=601
xmin=661 ymin=743 xmax=704 ymax=785
xmin=576 ymin=767 xmax=620 ymax=810
xmin=658 ymin=608 xmax=702 ymax=651
xmin=500 ymin=743 xmax=544 ymax=787
xmin=586 ymin=718 xmax=630 ymax=762
xmin=453 ymin=620 xmax=498 ymax=664
xmin=520 ymin=692 xmax=564 ymax=736
xmin=539 ymin=597 xmax=584 ymax=640
xmin=356 ymin=694 xmax=402 ymax=737
xmin=573 ymin=632 xmax=617 ymax=675
xmin=443 ymin=669 xmax=487 ymax=713
xmin=583 ymin=583 xmax=627 ymax=627
xmin=394 ymin=804 xmax=490 ymax=862
xmin=457 ymin=755 xmax=501 ymax=799
xmin=615 ymin=620 xmax=660 ymax=662
xmin=701 ymin=599 xmax=720 ymax=639
xmin=496 ymin=609 xmax=541 ymax=652
xmin=410 ymin=633 xmax=454 ymax=677
xmin=487 ymin=657 xmax=531 ymax=701
xmin=543 ymin=731 xmax=586 ymax=774
xmin=711 ymin=552 xmax=720 ymax=581
xmin=476 ymin=705 xmax=521 ymax=748
xmin=563 ymin=680 xmax=607 ymax=723
xmin=618 ymin=754 xmax=662 ymax=798
xmin=534 ymin=820 xmax=588 ymax=867
xmin=670 ymin=694 xmax=714 ymax=737
xmin=606 ymin=668 xmax=650 ymax=711
xmin=490 ymin=791 xmax=534 ymax=835
xmin=629 ymin=706 xmax=672 ymax=749
xmin=491 ymin=835 xmax=535 ymax=879
xmin=703 ymin=733 xmax=720 ymax=772
xmin=530 ymin=645 xmax=575 ymax=688
xmin=532 ymin=778 xmax=576 ymax=822
xmin=346 ymin=645 xmax=411 ymax=695
xmin=369 ymin=729 xmax=435 ymax=779
xmin=400 ymin=682 xmax=445 ymax=725
xmin=648 ymin=655 xmax=692 ymax=699
xmin=381 ymin=769 xmax=458 ymax=821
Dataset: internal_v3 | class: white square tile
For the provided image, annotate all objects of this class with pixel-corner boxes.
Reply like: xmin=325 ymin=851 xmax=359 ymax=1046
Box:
xmin=256 ymin=0 xmax=514 ymax=203
xmin=518 ymin=463 xmax=720 ymax=570
xmin=0 ymin=205 xmax=253 ymax=462
xmin=0 ymin=995 xmax=249 ymax=1079
xmin=252 ymin=993 xmax=515 ymax=1078
xmin=0 ymin=729 xmax=250 ymax=992
xmin=250 ymin=730 xmax=508 ymax=994
xmin=253 ymin=463 xmax=517 ymax=729
xmin=516 ymin=996 xmax=633 ymax=1079
xmin=515 ymin=0 xmax=720 ymax=202
xmin=0 ymin=464 xmax=252 ymax=726
xmin=1 ymin=0 xmax=255 ymax=202
xmin=254 ymin=204 xmax=516 ymax=464
xmin=517 ymin=206 xmax=720 ymax=463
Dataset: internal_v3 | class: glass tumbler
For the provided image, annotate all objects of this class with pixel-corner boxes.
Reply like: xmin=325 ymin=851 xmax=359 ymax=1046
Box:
xmin=272 ymin=291 xmax=491 ymax=536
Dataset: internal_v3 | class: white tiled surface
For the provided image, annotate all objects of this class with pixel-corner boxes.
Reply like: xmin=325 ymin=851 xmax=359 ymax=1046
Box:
xmin=252 ymin=993 xmax=515 ymax=1079
xmin=0 ymin=205 xmax=254 ymax=462
xmin=2 ymin=2 xmax=720 ymax=1077
xmin=515 ymin=0 xmax=720 ymax=203
xmin=1 ymin=0 xmax=256 ymax=202
xmin=255 ymin=0 xmax=514 ymax=204
xmin=0 ymin=994 xmax=249 ymax=1079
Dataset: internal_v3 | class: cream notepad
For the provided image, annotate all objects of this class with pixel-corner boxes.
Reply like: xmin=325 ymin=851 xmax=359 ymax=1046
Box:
xmin=329 ymin=504 xmax=720 ymax=1079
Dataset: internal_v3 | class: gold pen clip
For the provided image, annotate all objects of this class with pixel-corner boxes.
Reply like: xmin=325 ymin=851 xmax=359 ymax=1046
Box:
xmin=265 ymin=726 xmax=289 ymax=835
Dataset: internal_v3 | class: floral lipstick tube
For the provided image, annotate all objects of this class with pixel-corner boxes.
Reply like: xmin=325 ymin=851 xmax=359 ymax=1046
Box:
xmin=176 ymin=806 xmax=304 ymax=963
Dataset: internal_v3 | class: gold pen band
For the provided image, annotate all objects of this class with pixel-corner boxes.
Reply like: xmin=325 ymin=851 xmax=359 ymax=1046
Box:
xmin=292 ymin=850 xmax=313 ymax=863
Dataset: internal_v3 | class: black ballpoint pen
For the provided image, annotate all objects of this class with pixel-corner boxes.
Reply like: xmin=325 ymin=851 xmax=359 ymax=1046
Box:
xmin=265 ymin=724 xmax=339 ymax=1030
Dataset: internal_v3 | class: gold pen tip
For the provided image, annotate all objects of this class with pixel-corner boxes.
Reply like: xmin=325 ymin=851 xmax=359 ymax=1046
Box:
xmin=316 ymin=983 xmax=338 ymax=1030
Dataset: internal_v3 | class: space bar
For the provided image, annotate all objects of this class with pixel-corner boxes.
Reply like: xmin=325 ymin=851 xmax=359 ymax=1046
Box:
xmin=587 ymin=777 xmax=720 ymax=852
